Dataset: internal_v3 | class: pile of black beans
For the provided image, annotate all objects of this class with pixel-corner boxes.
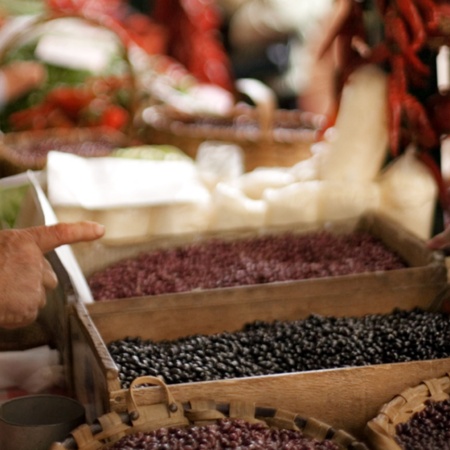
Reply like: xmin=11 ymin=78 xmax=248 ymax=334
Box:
xmin=395 ymin=398 xmax=450 ymax=449
xmin=89 ymin=231 xmax=407 ymax=300
xmin=108 ymin=308 xmax=450 ymax=389
xmin=107 ymin=418 xmax=341 ymax=449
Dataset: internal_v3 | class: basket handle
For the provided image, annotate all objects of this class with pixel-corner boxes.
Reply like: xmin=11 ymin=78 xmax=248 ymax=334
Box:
xmin=235 ymin=78 xmax=277 ymax=143
xmin=127 ymin=376 xmax=179 ymax=420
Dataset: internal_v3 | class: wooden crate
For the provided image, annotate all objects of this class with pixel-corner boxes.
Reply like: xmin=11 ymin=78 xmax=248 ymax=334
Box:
xmin=68 ymin=212 xmax=447 ymax=304
xmin=67 ymin=212 xmax=450 ymax=441
xmin=70 ymin=287 xmax=450 ymax=443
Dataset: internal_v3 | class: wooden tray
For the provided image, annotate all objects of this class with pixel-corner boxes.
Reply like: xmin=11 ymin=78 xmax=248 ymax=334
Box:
xmin=68 ymin=212 xmax=447 ymax=305
xmin=69 ymin=280 xmax=450 ymax=442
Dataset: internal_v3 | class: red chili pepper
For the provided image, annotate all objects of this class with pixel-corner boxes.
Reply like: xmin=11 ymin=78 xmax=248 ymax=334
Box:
xmin=46 ymin=86 xmax=94 ymax=120
xmin=394 ymin=0 xmax=426 ymax=52
xmin=415 ymin=0 xmax=440 ymax=31
xmin=8 ymin=103 xmax=54 ymax=131
xmin=384 ymin=7 xmax=429 ymax=78
xmin=403 ymin=94 xmax=439 ymax=150
xmin=368 ymin=42 xmax=390 ymax=65
xmin=390 ymin=54 xmax=407 ymax=94
xmin=99 ymin=105 xmax=129 ymax=130
xmin=46 ymin=108 xmax=75 ymax=129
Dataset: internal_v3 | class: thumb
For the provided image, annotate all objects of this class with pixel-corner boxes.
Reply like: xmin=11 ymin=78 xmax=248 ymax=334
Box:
xmin=25 ymin=222 xmax=105 ymax=253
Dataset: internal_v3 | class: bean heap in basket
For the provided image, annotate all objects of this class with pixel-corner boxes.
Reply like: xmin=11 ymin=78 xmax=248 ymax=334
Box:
xmin=395 ymin=398 xmax=450 ymax=449
xmin=88 ymin=230 xmax=407 ymax=300
xmin=13 ymin=137 xmax=117 ymax=159
xmin=108 ymin=418 xmax=341 ymax=449
xmin=109 ymin=308 xmax=450 ymax=388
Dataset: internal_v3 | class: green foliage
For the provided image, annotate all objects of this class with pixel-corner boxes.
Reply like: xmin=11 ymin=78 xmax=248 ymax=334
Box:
xmin=0 ymin=184 xmax=29 ymax=229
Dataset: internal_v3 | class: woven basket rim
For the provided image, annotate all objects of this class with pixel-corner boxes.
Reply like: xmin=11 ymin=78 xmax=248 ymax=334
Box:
xmin=142 ymin=103 xmax=325 ymax=145
xmin=51 ymin=376 xmax=368 ymax=450
xmin=365 ymin=373 xmax=450 ymax=450
xmin=0 ymin=126 xmax=129 ymax=172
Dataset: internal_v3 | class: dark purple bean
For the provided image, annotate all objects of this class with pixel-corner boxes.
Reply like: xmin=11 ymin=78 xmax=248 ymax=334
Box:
xmin=396 ymin=398 xmax=450 ymax=449
xmin=89 ymin=231 xmax=407 ymax=301
xmin=107 ymin=418 xmax=341 ymax=449
xmin=13 ymin=137 xmax=115 ymax=160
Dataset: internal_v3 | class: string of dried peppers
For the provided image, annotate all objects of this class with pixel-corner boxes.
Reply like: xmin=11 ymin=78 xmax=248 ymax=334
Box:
xmin=317 ymin=0 xmax=450 ymax=210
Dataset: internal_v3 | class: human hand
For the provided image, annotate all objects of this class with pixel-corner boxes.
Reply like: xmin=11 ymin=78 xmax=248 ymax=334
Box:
xmin=0 ymin=221 xmax=105 ymax=329
xmin=426 ymin=227 xmax=450 ymax=251
xmin=1 ymin=61 xmax=47 ymax=105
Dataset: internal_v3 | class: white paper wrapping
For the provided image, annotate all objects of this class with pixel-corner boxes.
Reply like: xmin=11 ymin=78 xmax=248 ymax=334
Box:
xmin=46 ymin=151 xmax=210 ymax=209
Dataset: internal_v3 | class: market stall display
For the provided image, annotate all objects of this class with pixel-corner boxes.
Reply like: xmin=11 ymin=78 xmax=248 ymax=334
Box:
xmin=1 ymin=2 xmax=450 ymax=449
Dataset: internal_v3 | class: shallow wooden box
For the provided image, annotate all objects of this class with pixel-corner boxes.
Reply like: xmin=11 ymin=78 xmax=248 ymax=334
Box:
xmin=70 ymin=286 xmax=450 ymax=443
xmin=70 ymin=212 xmax=447 ymax=304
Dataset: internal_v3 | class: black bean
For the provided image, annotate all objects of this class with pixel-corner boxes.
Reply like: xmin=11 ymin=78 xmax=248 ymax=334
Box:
xmin=108 ymin=308 xmax=450 ymax=389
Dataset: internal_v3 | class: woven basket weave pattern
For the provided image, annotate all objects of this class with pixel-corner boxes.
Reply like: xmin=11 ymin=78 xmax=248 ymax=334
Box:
xmin=50 ymin=376 xmax=368 ymax=450
xmin=365 ymin=374 xmax=450 ymax=450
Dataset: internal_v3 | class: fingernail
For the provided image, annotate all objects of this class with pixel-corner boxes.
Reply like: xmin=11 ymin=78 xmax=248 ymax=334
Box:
xmin=93 ymin=223 xmax=105 ymax=236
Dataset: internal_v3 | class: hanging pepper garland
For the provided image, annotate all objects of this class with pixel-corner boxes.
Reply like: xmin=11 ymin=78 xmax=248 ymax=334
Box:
xmin=152 ymin=0 xmax=234 ymax=92
xmin=316 ymin=0 xmax=450 ymax=211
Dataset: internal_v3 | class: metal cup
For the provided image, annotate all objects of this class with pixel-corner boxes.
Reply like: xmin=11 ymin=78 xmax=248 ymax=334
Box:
xmin=0 ymin=394 xmax=85 ymax=450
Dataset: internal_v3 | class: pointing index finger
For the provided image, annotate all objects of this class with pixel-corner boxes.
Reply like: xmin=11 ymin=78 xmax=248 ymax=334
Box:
xmin=26 ymin=222 xmax=105 ymax=253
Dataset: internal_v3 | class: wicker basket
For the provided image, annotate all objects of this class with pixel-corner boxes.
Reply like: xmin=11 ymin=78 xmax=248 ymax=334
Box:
xmin=365 ymin=373 xmax=450 ymax=450
xmin=0 ymin=127 xmax=130 ymax=176
xmin=0 ymin=12 xmax=139 ymax=177
xmin=140 ymin=78 xmax=326 ymax=172
xmin=50 ymin=376 xmax=368 ymax=450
